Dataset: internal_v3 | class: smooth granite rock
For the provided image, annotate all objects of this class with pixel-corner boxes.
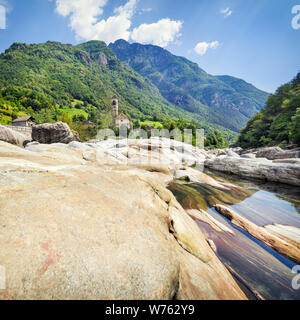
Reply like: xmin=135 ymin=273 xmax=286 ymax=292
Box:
xmin=0 ymin=141 xmax=246 ymax=300
xmin=205 ymin=156 xmax=300 ymax=186
xmin=0 ymin=125 xmax=31 ymax=147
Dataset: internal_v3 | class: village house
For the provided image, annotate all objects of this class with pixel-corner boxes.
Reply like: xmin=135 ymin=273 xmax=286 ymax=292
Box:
xmin=12 ymin=116 xmax=34 ymax=127
xmin=82 ymin=121 xmax=96 ymax=127
xmin=111 ymin=96 xmax=133 ymax=130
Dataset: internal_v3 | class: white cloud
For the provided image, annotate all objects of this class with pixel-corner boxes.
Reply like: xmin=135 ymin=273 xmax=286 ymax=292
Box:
xmin=131 ymin=18 xmax=183 ymax=47
xmin=55 ymin=0 xmax=182 ymax=47
xmin=55 ymin=0 xmax=137 ymax=43
xmin=194 ymin=41 xmax=219 ymax=56
xmin=220 ymin=7 xmax=232 ymax=18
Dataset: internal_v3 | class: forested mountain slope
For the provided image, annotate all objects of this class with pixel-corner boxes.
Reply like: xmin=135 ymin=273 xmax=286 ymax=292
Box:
xmin=0 ymin=40 xmax=235 ymax=137
xmin=109 ymin=39 xmax=269 ymax=132
xmin=238 ymin=73 xmax=300 ymax=148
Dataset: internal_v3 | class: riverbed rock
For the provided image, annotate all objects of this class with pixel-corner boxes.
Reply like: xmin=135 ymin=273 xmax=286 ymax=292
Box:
xmin=226 ymin=150 xmax=240 ymax=158
xmin=0 ymin=125 xmax=31 ymax=147
xmin=214 ymin=204 xmax=300 ymax=264
xmin=205 ymin=156 xmax=300 ymax=186
xmin=0 ymin=141 xmax=246 ymax=300
xmin=255 ymin=146 xmax=300 ymax=160
xmin=32 ymin=122 xmax=79 ymax=144
xmin=264 ymin=224 xmax=300 ymax=248
xmin=207 ymin=239 xmax=217 ymax=252
xmin=241 ymin=153 xmax=256 ymax=159
xmin=187 ymin=209 xmax=234 ymax=234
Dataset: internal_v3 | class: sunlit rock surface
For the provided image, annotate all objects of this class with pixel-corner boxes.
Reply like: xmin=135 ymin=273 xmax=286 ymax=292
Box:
xmin=0 ymin=140 xmax=246 ymax=300
xmin=0 ymin=125 xmax=30 ymax=147
xmin=205 ymin=156 xmax=300 ymax=186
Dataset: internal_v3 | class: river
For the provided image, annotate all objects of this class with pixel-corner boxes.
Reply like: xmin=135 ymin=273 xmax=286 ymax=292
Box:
xmin=168 ymin=169 xmax=300 ymax=300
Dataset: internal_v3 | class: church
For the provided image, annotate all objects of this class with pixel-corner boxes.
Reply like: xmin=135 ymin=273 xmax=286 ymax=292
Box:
xmin=111 ymin=96 xmax=133 ymax=130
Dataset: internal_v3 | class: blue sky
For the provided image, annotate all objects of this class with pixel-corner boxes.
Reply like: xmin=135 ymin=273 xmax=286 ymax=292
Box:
xmin=0 ymin=0 xmax=299 ymax=93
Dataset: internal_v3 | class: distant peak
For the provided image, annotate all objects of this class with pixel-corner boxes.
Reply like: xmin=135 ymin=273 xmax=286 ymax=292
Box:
xmin=109 ymin=39 xmax=130 ymax=48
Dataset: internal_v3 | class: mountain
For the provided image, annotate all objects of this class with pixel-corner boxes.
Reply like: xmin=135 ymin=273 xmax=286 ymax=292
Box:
xmin=216 ymin=75 xmax=270 ymax=107
xmin=0 ymin=40 xmax=236 ymax=138
xmin=109 ymin=40 xmax=269 ymax=132
xmin=238 ymin=73 xmax=300 ymax=148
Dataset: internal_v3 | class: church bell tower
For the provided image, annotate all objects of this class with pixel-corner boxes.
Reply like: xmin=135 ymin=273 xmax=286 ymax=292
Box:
xmin=111 ymin=96 xmax=119 ymax=118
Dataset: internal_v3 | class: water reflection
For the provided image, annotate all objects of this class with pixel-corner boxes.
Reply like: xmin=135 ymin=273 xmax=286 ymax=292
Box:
xmin=168 ymin=171 xmax=300 ymax=300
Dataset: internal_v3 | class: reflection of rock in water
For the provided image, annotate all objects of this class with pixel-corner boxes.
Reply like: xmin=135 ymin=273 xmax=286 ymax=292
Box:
xmin=196 ymin=212 xmax=300 ymax=300
xmin=168 ymin=174 xmax=300 ymax=300
xmin=168 ymin=181 xmax=255 ymax=212
xmin=204 ymin=168 xmax=300 ymax=206
xmin=214 ymin=204 xmax=300 ymax=264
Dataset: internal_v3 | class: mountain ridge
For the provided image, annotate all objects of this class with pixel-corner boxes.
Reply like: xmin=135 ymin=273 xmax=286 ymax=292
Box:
xmin=109 ymin=39 xmax=269 ymax=132
xmin=0 ymin=40 xmax=236 ymax=138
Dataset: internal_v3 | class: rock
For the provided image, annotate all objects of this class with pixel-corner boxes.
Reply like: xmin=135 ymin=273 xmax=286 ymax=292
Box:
xmin=264 ymin=224 xmax=300 ymax=248
xmin=272 ymin=159 xmax=300 ymax=165
xmin=214 ymin=204 xmax=300 ymax=264
xmin=241 ymin=153 xmax=256 ymax=159
xmin=204 ymin=156 xmax=300 ymax=186
xmin=174 ymin=167 xmax=233 ymax=189
xmin=231 ymin=147 xmax=243 ymax=155
xmin=187 ymin=209 xmax=234 ymax=234
xmin=68 ymin=141 xmax=92 ymax=151
xmin=32 ymin=122 xmax=79 ymax=144
xmin=255 ymin=146 xmax=300 ymax=160
xmin=176 ymin=245 xmax=245 ymax=300
xmin=226 ymin=150 xmax=240 ymax=158
xmin=0 ymin=140 xmax=246 ymax=300
xmin=0 ymin=125 xmax=31 ymax=147
xmin=207 ymin=239 xmax=217 ymax=252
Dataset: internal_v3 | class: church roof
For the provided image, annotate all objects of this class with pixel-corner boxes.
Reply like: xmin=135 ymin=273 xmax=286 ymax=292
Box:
xmin=116 ymin=113 xmax=131 ymax=121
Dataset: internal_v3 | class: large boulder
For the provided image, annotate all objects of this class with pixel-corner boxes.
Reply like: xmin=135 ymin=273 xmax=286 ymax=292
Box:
xmin=0 ymin=141 xmax=246 ymax=300
xmin=0 ymin=125 xmax=31 ymax=147
xmin=205 ymin=156 xmax=300 ymax=186
xmin=32 ymin=122 xmax=79 ymax=144
xmin=255 ymin=146 xmax=300 ymax=160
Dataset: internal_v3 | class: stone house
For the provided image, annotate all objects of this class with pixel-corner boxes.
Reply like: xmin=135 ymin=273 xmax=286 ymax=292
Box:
xmin=12 ymin=116 xmax=34 ymax=127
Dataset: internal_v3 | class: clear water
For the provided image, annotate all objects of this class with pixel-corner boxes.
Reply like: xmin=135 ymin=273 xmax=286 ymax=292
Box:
xmin=168 ymin=169 xmax=300 ymax=300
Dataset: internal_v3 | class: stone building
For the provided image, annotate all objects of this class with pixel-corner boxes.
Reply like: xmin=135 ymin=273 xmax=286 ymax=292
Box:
xmin=12 ymin=116 xmax=34 ymax=127
xmin=111 ymin=96 xmax=133 ymax=130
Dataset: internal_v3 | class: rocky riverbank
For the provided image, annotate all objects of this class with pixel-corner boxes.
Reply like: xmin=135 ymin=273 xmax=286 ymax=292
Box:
xmin=0 ymin=140 xmax=246 ymax=300
xmin=204 ymin=146 xmax=300 ymax=186
xmin=0 ymin=123 xmax=299 ymax=300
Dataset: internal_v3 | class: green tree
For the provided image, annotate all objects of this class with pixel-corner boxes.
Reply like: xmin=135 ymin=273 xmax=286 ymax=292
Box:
xmin=289 ymin=107 xmax=300 ymax=145
xmin=205 ymin=130 xmax=229 ymax=149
